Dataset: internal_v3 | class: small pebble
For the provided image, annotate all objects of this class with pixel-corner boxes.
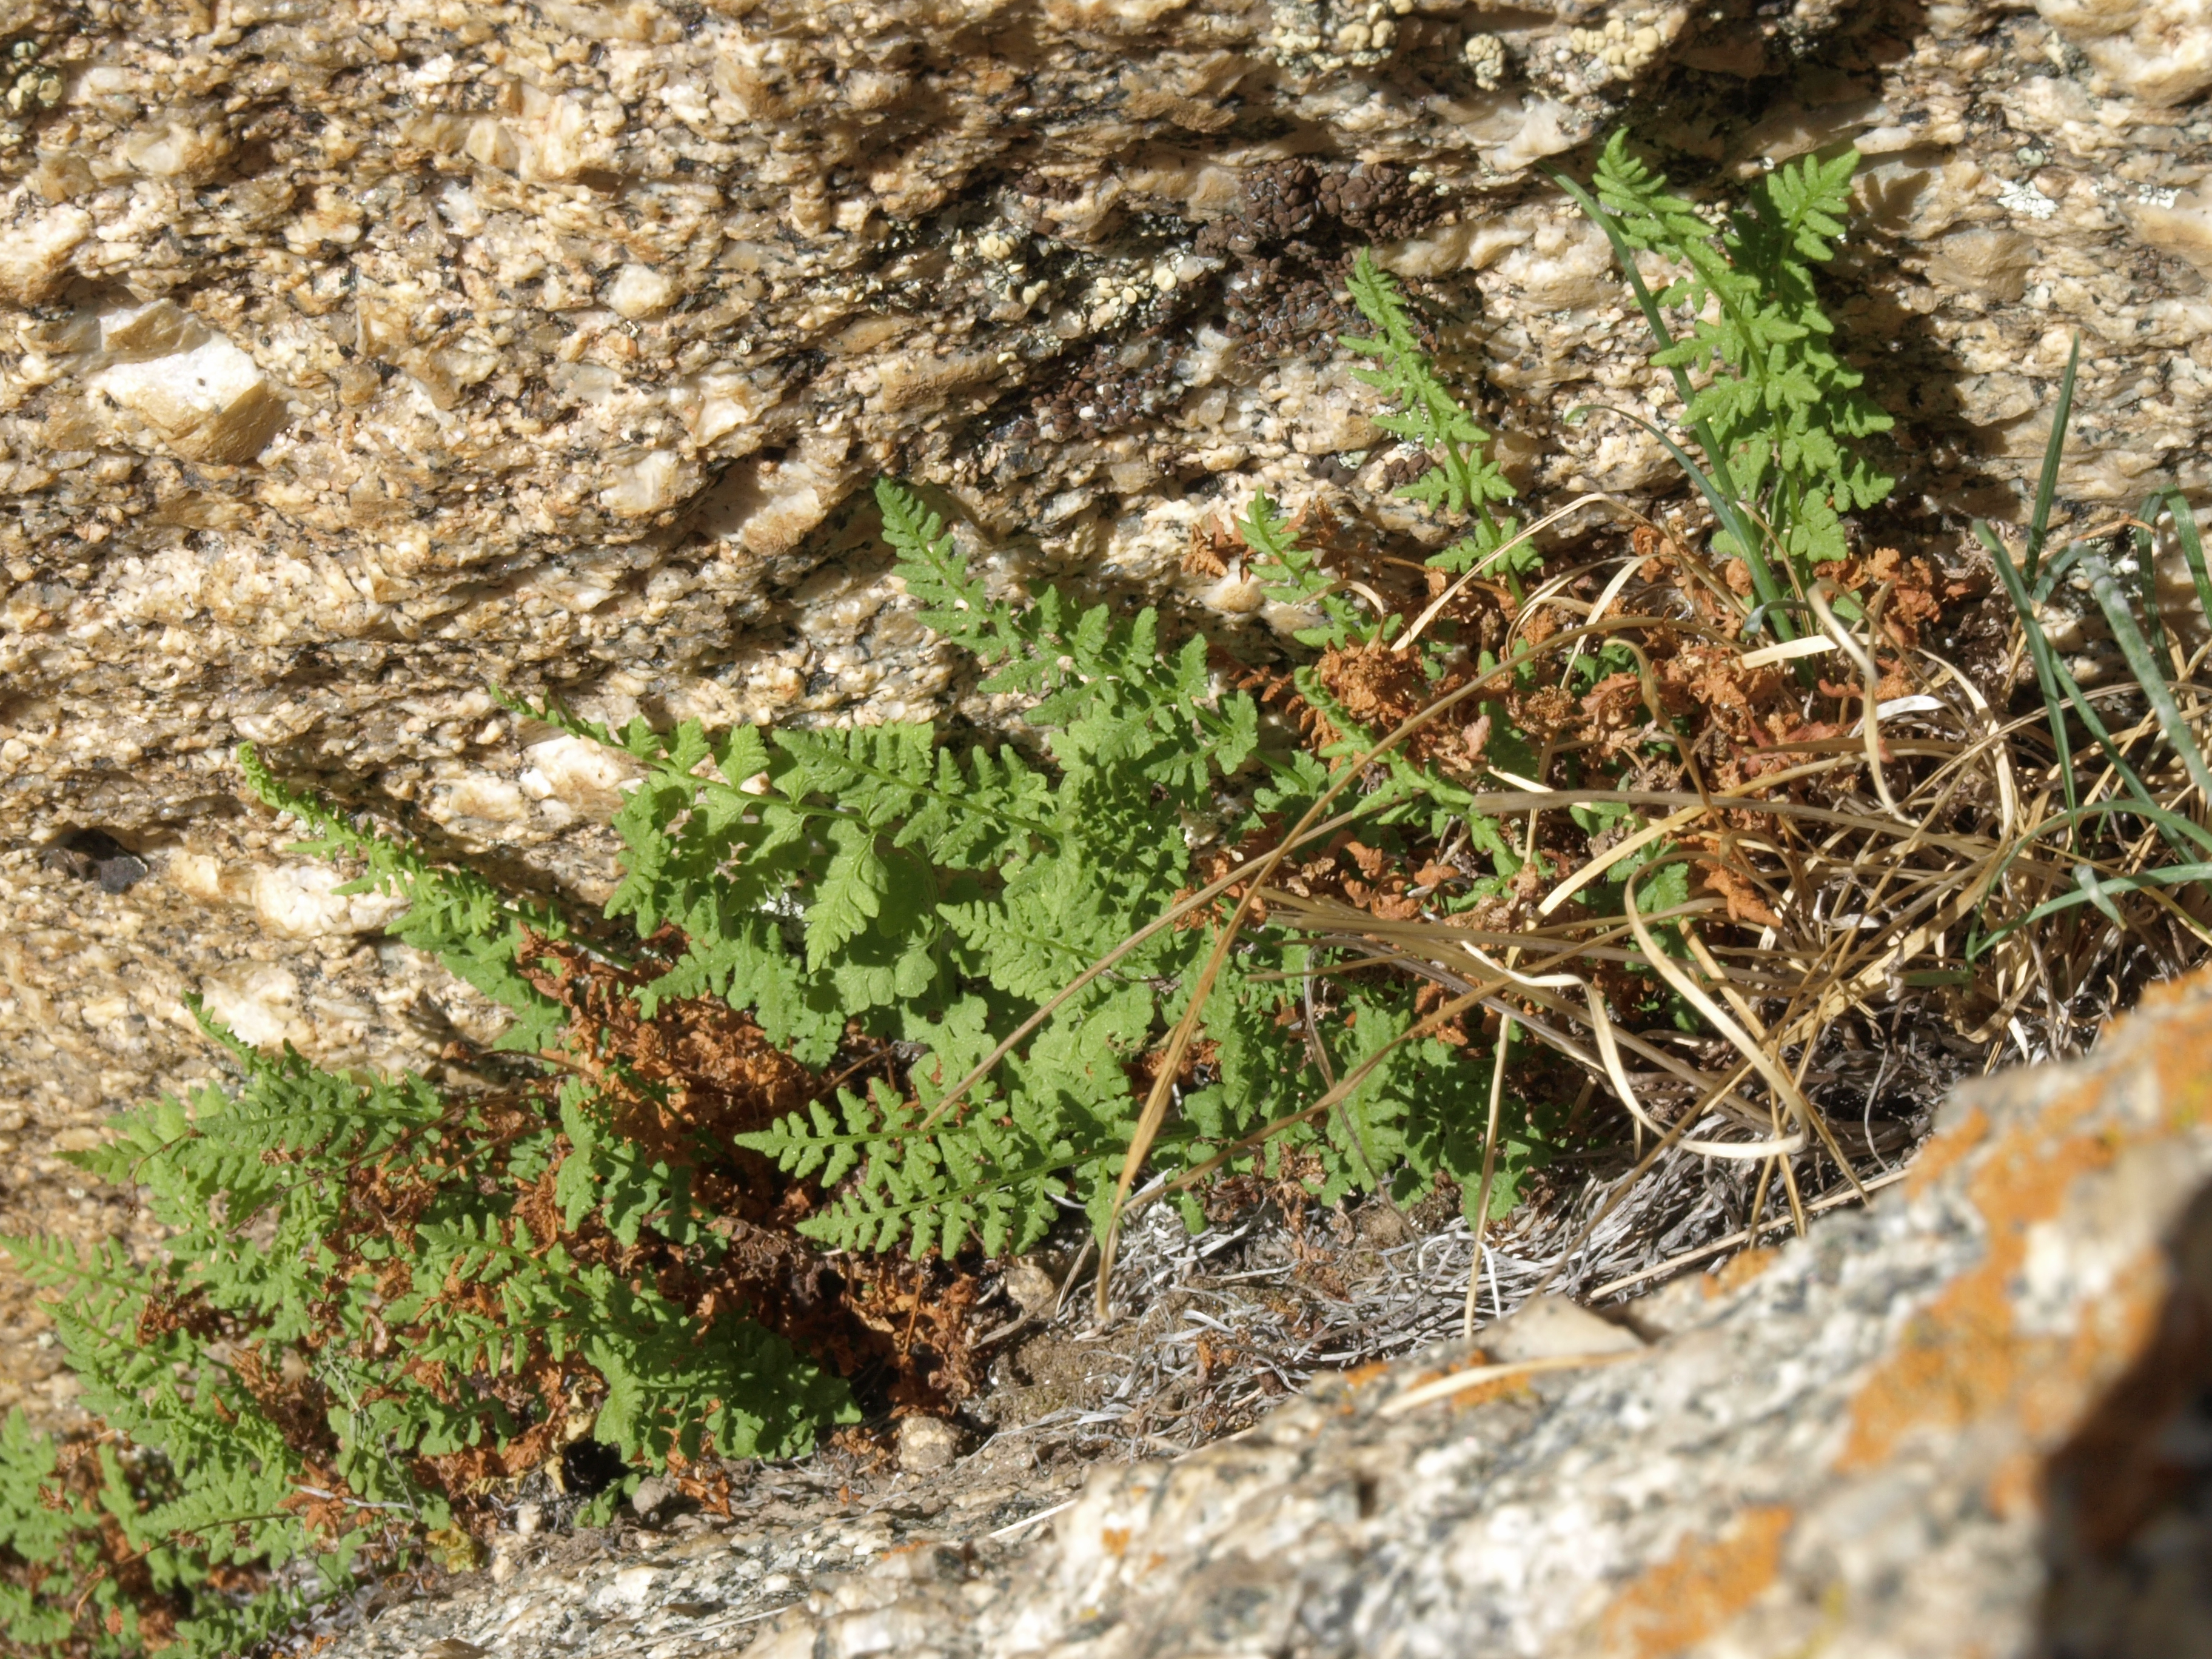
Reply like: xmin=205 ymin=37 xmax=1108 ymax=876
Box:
xmin=897 ymin=1416 xmax=963 ymax=1474
xmin=631 ymin=1474 xmax=677 ymax=1519
xmin=1005 ymin=1261 xmax=1059 ymax=1318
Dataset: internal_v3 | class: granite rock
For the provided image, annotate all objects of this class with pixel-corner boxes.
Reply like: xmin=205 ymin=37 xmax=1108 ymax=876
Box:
xmin=8 ymin=0 xmax=2212 ymax=1099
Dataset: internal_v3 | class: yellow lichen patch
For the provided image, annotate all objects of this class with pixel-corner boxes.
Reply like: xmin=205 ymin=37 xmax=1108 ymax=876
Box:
xmin=1597 ymin=1504 xmax=1795 ymax=1658
xmin=1904 ymin=1104 xmax=1989 ymax=1199
xmin=1710 ymin=1245 xmax=1779 ymax=1296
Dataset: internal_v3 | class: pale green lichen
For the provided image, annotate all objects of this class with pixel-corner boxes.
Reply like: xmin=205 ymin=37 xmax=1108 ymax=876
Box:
xmin=2 ymin=36 xmax=62 ymax=134
xmin=1463 ymin=33 xmax=1508 ymax=92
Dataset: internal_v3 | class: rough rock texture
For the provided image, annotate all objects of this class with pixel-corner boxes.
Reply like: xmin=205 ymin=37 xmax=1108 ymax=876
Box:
xmin=7 ymin=0 xmax=2212 ymax=1418
xmin=299 ymin=1447 xmax=1098 ymax=1659
xmin=14 ymin=0 xmax=2212 ymax=1062
xmin=313 ymin=964 xmax=2212 ymax=1658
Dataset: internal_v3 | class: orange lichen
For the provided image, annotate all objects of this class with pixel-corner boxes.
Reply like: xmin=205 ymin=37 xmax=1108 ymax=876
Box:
xmin=1985 ymin=1449 xmax=2040 ymax=1522
xmin=2136 ymin=971 xmax=2209 ymax=1016
xmin=1710 ymin=1246 xmax=1778 ymax=1297
xmin=1837 ymin=1116 xmax=2113 ymax=1472
xmin=2154 ymin=1020 xmax=2212 ymax=1130
xmin=1597 ymin=1504 xmax=1795 ymax=1659
xmin=1839 ymin=986 xmax=2212 ymax=1487
xmin=1387 ymin=1350 xmax=1494 ymax=1407
xmin=2020 ymin=1248 xmax=2167 ymax=1445
xmin=1903 ymin=1104 xmax=1989 ymax=1199
xmin=1439 ymin=1374 xmax=1535 ymax=1411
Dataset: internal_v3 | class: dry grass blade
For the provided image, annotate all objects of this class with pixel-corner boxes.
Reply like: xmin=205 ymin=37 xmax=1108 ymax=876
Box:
xmin=1228 ymin=501 xmax=2206 ymax=1321
xmin=1393 ymin=491 xmax=1657 ymax=653
xmin=1379 ymin=1349 xmax=1646 ymax=1416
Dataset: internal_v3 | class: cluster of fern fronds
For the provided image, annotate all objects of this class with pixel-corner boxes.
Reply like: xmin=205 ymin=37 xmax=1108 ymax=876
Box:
xmin=5 ymin=131 xmax=2208 ymax=1658
xmin=0 ymin=244 xmax=1555 ymax=1657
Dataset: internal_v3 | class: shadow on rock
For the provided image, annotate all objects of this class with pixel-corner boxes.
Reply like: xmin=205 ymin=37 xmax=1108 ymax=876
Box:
xmin=2041 ymin=1179 xmax=2212 ymax=1657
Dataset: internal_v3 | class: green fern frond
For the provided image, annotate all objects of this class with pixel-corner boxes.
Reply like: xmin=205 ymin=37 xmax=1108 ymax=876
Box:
xmin=236 ymin=745 xmax=571 ymax=1051
xmin=1238 ymin=492 xmax=1380 ymax=650
xmin=1588 ymin=130 xmax=1894 ymax=572
xmin=874 ymin=480 xmax=1028 ymax=666
xmin=1340 ymin=251 xmax=1532 ymax=588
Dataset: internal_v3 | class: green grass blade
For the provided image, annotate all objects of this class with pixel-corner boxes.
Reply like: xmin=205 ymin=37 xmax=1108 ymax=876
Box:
xmin=1971 ymin=859 xmax=2212 ymax=957
xmin=1981 ymin=360 xmax=2188 ymax=837
xmin=2156 ymin=487 xmax=2212 ymax=640
xmin=2078 ymin=547 xmax=2212 ymax=811
xmin=2038 ymin=617 xmax=2167 ymax=819
xmin=2024 ymin=333 xmax=2079 ymax=585
xmin=2134 ymin=512 xmax=2170 ymax=667
xmin=1569 ymin=401 xmax=1792 ymax=642
xmin=2031 ymin=798 xmax=2212 ymax=857
xmin=1980 ymin=521 xmax=2078 ymax=819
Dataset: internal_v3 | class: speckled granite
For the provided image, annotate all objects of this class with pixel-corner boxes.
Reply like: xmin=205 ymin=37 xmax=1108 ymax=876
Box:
xmin=8 ymin=0 xmax=2212 ymax=1104
xmin=312 ymin=967 xmax=2212 ymax=1658
xmin=5 ymin=0 xmax=2212 ymax=1642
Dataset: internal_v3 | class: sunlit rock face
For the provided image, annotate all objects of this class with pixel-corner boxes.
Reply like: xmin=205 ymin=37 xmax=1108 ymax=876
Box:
xmin=7 ymin=0 xmax=2212 ymax=1135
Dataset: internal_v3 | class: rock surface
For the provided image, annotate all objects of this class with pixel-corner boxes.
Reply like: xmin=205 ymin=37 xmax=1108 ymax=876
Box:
xmin=314 ymin=963 xmax=2212 ymax=1658
xmin=13 ymin=0 xmax=2212 ymax=1130
xmin=9 ymin=0 xmax=2212 ymax=1484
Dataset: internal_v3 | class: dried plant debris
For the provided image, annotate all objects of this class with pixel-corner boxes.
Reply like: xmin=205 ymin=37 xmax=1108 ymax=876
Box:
xmin=1002 ymin=158 xmax=1449 ymax=451
xmin=967 ymin=998 xmax=1966 ymax=1464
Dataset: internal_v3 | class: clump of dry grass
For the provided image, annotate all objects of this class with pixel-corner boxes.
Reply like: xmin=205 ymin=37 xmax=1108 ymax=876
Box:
xmin=1088 ymin=341 xmax=2212 ymax=1342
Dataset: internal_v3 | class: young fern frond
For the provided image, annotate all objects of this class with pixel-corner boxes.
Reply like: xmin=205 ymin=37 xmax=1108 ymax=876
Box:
xmin=876 ymin=477 xmax=1263 ymax=788
xmin=1239 ymin=492 xmax=1379 ymax=650
xmin=1342 ymin=251 xmax=1532 ymax=588
xmin=740 ymin=1081 xmax=1087 ymax=1259
xmin=1586 ymin=131 xmax=1894 ymax=574
xmin=872 ymin=481 xmax=1030 ymax=668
